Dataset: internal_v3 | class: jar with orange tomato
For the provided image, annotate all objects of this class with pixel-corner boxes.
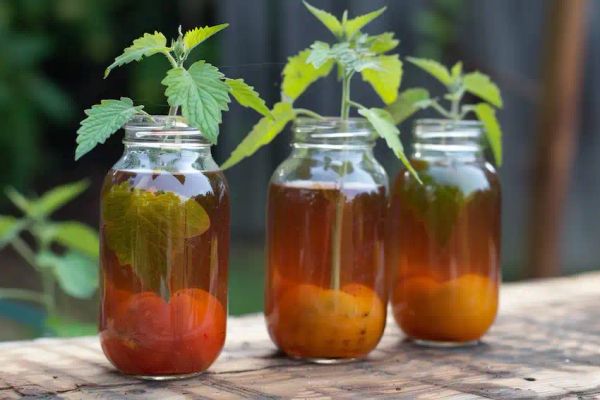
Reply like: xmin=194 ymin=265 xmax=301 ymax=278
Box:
xmin=387 ymin=119 xmax=501 ymax=346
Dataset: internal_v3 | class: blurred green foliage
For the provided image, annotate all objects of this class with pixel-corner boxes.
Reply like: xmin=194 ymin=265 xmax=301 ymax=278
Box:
xmin=414 ymin=0 xmax=465 ymax=60
xmin=0 ymin=180 xmax=99 ymax=337
xmin=0 ymin=1 xmax=72 ymax=190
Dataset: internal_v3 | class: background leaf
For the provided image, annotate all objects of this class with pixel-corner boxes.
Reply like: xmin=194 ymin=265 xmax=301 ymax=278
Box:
xmin=75 ymin=98 xmax=144 ymax=160
xmin=221 ymin=102 xmax=295 ymax=170
xmin=183 ymin=24 xmax=229 ymax=53
xmin=474 ymin=103 xmax=503 ymax=165
xmin=4 ymin=188 xmax=33 ymax=214
xmin=225 ymin=78 xmax=271 ymax=117
xmin=387 ymin=88 xmax=431 ymax=124
xmin=407 ymin=57 xmax=452 ymax=86
xmin=361 ymin=55 xmax=403 ymax=105
xmin=303 ymin=1 xmax=343 ymax=37
xmin=104 ymin=32 xmax=169 ymax=78
xmin=0 ymin=215 xmax=18 ymax=238
xmin=282 ymin=49 xmax=334 ymax=101
xmin=344 ymin=6 xmax=386 ymax=38
xmin=53 ymin=221 xmax=99 ymax=258
xmin=38 ymin=251 xmax=98 ymax=299
xmin=29 ymin=180 xmax=89 ymax=219
xmin=451 ymin=61 xmax=463 ymax=79
xmin=358 ymin=107 xmax=421 ymax=183
xmin=464 ymin=71 xmax=503 ymax=108
xmin=162 ymin=61 xmax=230 ymax=143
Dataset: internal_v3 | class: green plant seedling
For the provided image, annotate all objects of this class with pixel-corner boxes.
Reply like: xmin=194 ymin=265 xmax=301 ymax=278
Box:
xmin=0 ymin=181 xmax=99 ymax=336
xmin=388 ymin=58 xmax=504 ymax=165
xmin=75 ymin=25 xmax=270 ymax=160
xmin=221 ymin=1 xmax=419 ymax=180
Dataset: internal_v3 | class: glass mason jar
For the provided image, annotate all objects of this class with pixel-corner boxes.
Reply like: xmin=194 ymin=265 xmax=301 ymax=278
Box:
xmin=388 ymin=119 xmax=501 ymax=346
xmin=98 ymin=116 xmax=229 ymax=379
xmin=265 ymin=118 xmax=388 ymax=362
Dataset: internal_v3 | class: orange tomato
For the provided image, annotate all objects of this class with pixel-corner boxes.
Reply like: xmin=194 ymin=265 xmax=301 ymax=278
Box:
xmin=393 ymin=274 xmax=498 ymax=342
xmin=270 ymin=283 xmax=385 ymax=359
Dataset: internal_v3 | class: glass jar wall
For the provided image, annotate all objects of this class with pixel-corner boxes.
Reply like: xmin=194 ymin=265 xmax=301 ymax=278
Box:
xmin=388 ymin=119 xmax=501 ymax=346
xmin=98 ymin=116 xmax=229 ymax=379
xmin=265 ymin=118 xmax=388 ymax=361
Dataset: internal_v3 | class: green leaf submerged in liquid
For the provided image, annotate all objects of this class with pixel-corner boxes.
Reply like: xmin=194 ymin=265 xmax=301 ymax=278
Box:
xmin=102 ymin=182 xmax=210 ymax=290
xmin=401 ymin=165 xmax=466 ymax=248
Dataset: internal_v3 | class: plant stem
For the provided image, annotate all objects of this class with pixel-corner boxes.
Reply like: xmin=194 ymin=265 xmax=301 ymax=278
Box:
xmin=348 ymin=100 xmax=366 ymax=110
xmin=36 ymin=235 xmax=56 ymax=315
xmin=450 ymin=88 xmax=465 ymax=120
xmin=294 ymin=108 xmax=325 ymax=120
xmin=164 ymin=52 xmax=179 ymax=69
xmin=430 ymin=100 xmax=452 ymax=119
xmin=11 ymin=237 xmax=38 ymax=270
xmin=330 ymin=188 xmax=344 ymax=291
xmin=340 ymin=72 xmax=353 ymax=120
xmin=0 ymin=288 xmax=46 ymax=305
xmin=168 ymin=105 xmax=179 ymax=117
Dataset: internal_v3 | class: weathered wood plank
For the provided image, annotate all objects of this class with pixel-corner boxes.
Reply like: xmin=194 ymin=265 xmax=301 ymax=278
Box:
xmin=2 ymin=273 xmax=600 ymax=399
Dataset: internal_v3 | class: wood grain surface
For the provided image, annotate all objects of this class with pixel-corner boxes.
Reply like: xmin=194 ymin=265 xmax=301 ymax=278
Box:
xmin=2 ymin=273 xmax=600 ymax=399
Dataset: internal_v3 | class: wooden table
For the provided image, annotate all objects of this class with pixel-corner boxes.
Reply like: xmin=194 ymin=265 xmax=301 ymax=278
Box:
xmin=2 ymin=273 xmax=600 ymax=399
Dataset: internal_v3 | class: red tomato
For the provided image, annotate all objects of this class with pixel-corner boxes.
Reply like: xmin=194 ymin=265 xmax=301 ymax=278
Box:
xmin=101 ymin=291 xmax=174 ymax=375
xmin=169 ymin=288 xmax=226 ymax=372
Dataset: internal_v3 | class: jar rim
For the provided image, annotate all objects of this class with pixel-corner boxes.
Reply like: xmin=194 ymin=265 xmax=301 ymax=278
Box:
xmin=123 ymin=115 xmax=212 ymax=146
xmin=414 ymin=118 xmax=483 ymax=140
xmin=293 ymin=116 xmax=377 ymax=145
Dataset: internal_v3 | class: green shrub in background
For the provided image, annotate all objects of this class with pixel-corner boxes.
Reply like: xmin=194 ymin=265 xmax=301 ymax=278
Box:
xmin=0 ymin=180 xmax=99 ymax=336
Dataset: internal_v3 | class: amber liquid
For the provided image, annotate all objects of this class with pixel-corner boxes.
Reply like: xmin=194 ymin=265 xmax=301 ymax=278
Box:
xmin=388 ymin=159 xmax=501 ymax=343
xmin=99 ymin=169 xmax=229 ymax=376
xmin=266 ymin=181 xmax=387 ymax=359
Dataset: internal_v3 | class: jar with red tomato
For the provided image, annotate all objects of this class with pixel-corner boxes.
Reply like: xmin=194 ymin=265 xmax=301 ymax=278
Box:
xmin=99 ymin=116 xmax=229 ymax=379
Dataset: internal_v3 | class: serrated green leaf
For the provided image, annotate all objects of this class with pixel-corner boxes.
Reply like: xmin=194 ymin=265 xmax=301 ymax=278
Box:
xmin=282 ymin=49 xmax=334 ymax=101
xmin=307 ymin=41 xmax=333 ymax=69
xmin=344 ymin=6 xmax=386 ymax=38
xmin=183 ymin=24 xmax=229 ymax=53
xmin=225 ymin=78 xmax=271 ymax=117
xmin=221 ymin=102 xmax=294 ymax=170
xmin=303 ymin=1 xmax=343 ymax=37
xmin=38 ymin=251 xmax=98 ymax=299
xmin=474 ymin=103 xmax=502 ymax=165
xmin=103 ymin=182 xmax=210 ymax=291
xmin=45 ymin=315 xmax=97 ymax=337
xmin=369 ymin=32 xmax=399 ymax=54
xmin=358 ymin=107 xmax=421 ymax=183
xmin=162 ymin=61 xmax=230 ymax=143
xmin=387 ymin=88 xmax=431 ymax=124
xmin=464 ymin=71 xmax=503 ymax=108
xmin=407 ymin=57 xmax=452 ymax=86
xmin=0 ymin=216 xmax=18 ymax=239
xmin=104 ymin=32 xmax=169 ymax=78
xmin=361 ymin=55 xmax=402 ymax=104
xmin=54 ymin=222 xmax=99 ymax=258
xmin=28 ymin=180 xmax=89 ymax=218
xmin=75 ymin=97 xmax=144 ymax=160
xmin=400 ymin=172 xmax=466 ymax=247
